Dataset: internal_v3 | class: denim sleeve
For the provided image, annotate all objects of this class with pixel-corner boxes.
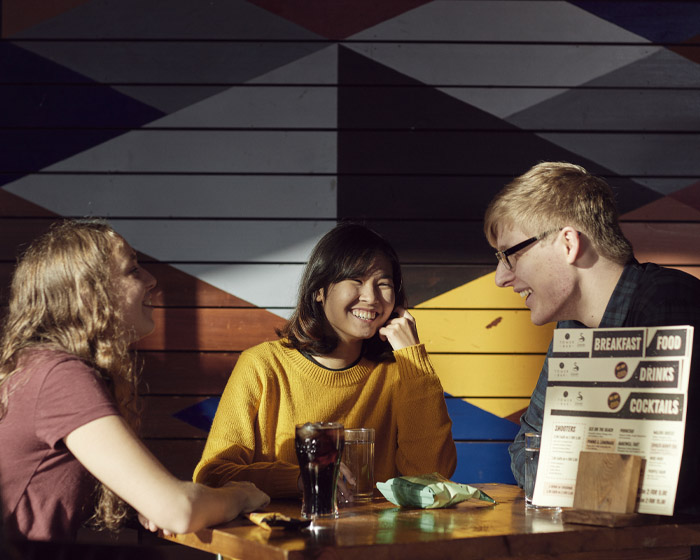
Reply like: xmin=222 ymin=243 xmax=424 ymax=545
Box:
xmin=508 ymin=339 xmax=552 ymax=487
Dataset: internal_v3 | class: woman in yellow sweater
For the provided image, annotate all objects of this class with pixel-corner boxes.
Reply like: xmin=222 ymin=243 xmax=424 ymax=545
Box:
xmin=193 ymin=222 xmax=457 ymax=498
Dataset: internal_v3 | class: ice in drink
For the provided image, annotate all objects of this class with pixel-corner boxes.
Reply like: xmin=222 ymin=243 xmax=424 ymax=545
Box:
xmin=295 ymin=422 xmax=344 ymax=519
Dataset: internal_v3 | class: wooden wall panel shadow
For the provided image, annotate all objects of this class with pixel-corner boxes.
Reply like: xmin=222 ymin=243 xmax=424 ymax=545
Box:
xmin=135 ymin=308 xmax=285 ymax=352
xmin=140 ymin=351 xmax=240 ymax=396
xmin=145 ymin=440 xmax=205 ymax=482
xmin=0 ymin=218 xmax=56 ymax=259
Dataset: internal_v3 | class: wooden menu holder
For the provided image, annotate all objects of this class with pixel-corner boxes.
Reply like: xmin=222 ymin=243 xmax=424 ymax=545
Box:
xmin=561 ymin=451 xmax=658 ymax=527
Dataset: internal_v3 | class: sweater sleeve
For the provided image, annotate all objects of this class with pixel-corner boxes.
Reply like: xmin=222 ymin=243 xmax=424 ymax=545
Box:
xmin=192 ymin=350 xmax=300 ymax=498
xmin=392 ymin=344 xmax=457 ymax=478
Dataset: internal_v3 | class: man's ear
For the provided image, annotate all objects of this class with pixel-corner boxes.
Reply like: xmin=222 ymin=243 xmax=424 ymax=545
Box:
xmin=561 ymin=227 xmax=580 ymax=264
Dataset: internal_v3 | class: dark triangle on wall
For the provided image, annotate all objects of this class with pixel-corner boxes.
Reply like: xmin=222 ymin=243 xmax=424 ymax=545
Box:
xmin=336 ymin=46 xmax=662 ymax=304
xmin=245 ymin=0 xmax=434 ymax=40
xmin=0 ymin=43 xmax=163 ymax=187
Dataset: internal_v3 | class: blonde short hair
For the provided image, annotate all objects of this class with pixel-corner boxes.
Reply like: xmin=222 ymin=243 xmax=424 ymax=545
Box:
xmin=484 ymin=162 xmax=633 ymax=265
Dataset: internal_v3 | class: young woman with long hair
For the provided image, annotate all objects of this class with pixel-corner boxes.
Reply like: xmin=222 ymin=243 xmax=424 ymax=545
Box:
xmin=194 ymin=222 xmax=456 ymax=500
xmin=0 ymin=220 xmax=269 ymax=542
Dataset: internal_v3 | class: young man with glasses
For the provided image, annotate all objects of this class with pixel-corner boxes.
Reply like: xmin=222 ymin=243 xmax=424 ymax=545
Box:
xmin=484 ymin=161 xmax=700 ymax=514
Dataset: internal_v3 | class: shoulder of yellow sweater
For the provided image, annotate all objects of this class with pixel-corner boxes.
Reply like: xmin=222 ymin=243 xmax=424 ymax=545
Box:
xmin=238 ymin=339 xmax=302 ymax=371
xmin=240 ymin=339 xmax=291 ymax=359
xmin=232 ymin=340 xmax=291 ymax=385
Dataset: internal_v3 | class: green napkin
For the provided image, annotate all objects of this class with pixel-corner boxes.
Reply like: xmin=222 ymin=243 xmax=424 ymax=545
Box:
xmin=377 ymin=472 xmax=496 ymax=509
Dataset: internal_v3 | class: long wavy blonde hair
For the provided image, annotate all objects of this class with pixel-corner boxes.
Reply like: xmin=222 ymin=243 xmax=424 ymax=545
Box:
xmin=0 ymin=219 xmax=142 ymax=531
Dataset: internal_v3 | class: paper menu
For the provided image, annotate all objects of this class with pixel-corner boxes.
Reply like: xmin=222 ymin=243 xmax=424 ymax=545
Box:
xmin=532 ymin=325 xmax=693 ymax=515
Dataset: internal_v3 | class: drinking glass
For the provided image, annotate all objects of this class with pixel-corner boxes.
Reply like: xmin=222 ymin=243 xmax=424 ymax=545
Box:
xmin=524 ymin=432 xmax=540 ymax=507
xmin=341 ymin=428 xmax=375 ymax=502
xmin=295 ymin=422 xmax=345 ymax=519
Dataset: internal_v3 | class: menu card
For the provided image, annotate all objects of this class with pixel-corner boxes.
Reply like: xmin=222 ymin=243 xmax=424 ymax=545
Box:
xmin=533 ymin=325 xmax=694 ymax=515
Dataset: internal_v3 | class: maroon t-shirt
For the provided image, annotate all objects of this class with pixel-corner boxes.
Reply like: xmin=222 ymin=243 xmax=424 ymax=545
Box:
xmin=0 ymin=350 xmax=119 ymax=541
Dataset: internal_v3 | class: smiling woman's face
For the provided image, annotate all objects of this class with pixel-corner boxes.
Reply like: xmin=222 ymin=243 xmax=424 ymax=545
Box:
xmin=112 ymin=241 xmax=158 ymax=342
xmin=316 ymin=254 xmax=396 ymax=348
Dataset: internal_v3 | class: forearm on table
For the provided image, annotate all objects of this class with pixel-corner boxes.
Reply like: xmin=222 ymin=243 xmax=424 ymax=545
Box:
xmin=154 ymin=481 xmax=245 ymax=534
xmin=195 ymin=459 xmax=300 ymax=498
xmin=64 ymin=416 xmax=260 ymax=534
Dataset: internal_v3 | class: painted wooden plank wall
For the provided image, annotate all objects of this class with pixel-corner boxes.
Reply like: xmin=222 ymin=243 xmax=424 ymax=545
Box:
xmin=1 ymin=1 xmax=699 ymax=505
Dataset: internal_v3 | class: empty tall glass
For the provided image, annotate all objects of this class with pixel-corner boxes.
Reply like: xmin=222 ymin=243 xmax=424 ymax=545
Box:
xmin=342 ymin=428 xmax=375 ymax=502
xmin=524 ymin=432 xmax=540 ymax=507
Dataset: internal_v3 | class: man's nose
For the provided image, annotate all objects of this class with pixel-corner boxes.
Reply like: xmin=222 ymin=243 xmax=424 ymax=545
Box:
xmin=494 ymin=261 xmax=514 ymax=288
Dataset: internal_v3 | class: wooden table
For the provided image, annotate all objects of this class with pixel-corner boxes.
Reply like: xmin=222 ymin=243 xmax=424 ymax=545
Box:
xmin=163 ymin=484 xmax=700 ymax=559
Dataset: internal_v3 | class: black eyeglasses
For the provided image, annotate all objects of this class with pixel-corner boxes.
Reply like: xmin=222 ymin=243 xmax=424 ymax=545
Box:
xmin=495 ymin=230 xmax=557 ymax=270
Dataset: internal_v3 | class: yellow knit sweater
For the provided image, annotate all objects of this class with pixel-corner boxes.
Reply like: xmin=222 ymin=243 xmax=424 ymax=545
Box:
xmin=193 ymin=340 xmax=456 ymax=498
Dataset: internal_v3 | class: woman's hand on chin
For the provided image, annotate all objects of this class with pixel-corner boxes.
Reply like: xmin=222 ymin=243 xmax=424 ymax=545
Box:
xmin=378 ymin=307 xmax=419 ymax=351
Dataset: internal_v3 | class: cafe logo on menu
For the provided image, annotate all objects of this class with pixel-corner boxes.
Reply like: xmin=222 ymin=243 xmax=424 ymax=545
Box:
xmin=608 ymin=392 xmax=621 ymax=410
xmin=614 ymin=362 xmax=628 ymax=379
xmin=558 ymin=331 xmax=588 ymax=351
xmin=557 ymin=390 xmax=574 ymax=405
xmin=553 ymin=361 xmax=580 ymax=376
xmin=592 ymin=330 xmax=644 ymax=358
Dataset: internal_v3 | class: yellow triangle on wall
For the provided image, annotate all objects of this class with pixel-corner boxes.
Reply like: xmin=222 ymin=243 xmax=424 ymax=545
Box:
xmin=417 ymin=271 xmax=527 ymax=309
xmin=414 ymin=271 xmax=553 ymax=419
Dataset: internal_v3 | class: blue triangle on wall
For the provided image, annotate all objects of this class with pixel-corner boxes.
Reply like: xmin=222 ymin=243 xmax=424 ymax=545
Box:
xmin=173 ymin=397 xmax=221 ymax=433
xmin=445 ymin=395 xmax=520 ymax=441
